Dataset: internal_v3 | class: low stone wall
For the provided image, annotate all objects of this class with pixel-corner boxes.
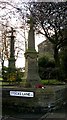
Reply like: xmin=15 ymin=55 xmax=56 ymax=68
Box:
xmin=2 ymin=85 xmax=67 ymax=113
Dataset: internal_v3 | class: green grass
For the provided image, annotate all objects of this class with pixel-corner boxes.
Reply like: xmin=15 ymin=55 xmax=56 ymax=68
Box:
xmin=41 ymin=79 xmax=65 ymax=85
xmin=0 ymin=77 xmax=3 ymax=80
xmin=1 ymin=77 xmax=66 ymax=86
xmin=0 ymin=77 xmax=2 ymax=86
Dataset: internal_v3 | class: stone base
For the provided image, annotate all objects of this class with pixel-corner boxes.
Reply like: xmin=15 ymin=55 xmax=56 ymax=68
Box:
xmin=24 ymin=50 xmax=41 ymax=87
xmin=22 ymin=77 xmax=41 ymax=88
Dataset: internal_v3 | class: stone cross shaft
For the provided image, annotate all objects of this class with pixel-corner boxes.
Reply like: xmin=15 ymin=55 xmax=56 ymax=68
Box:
xmin=8 ymin=27 xmax=15 ymax=68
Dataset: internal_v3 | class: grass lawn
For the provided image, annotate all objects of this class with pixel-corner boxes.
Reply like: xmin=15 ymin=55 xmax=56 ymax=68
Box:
xmin=41 ymin=79 xmax=65 ymax=85
xmin=1 ymin=76 xmax=66 ymax=86
xmin=0 ymin=78 xmax=2 ymax=86
xmin=0 ymin=78 xmax=3 ymax=81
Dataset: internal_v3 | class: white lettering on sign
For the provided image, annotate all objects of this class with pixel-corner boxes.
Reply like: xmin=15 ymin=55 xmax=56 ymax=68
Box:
xmin=10 ymin=91 xmax=34 ymax=97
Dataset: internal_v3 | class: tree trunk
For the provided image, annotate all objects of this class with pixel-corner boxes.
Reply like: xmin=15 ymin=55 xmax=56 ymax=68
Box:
xmin=54 ymin=46 xmax=61 ymax=80
xmin=2 ymin=59 xmax=4 ymax=79
xmin=54 ymin=46 xmax=60 ymax=67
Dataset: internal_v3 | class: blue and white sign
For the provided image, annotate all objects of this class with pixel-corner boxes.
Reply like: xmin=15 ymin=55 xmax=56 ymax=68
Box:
xmin=10 ymin=91 xmax=34 ymax=98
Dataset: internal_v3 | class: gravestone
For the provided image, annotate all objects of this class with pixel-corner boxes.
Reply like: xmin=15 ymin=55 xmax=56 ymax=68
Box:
xmin=24 ymin=17 xmax=41 ymax=87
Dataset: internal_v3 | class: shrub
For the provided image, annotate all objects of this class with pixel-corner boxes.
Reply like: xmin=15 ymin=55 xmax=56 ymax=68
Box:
xmin=38 ymin=56 xmax=56 ymax=79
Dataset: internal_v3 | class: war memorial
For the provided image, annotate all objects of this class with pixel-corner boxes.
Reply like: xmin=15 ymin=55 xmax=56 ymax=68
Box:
xmin=2 ymin=17 xmax=67 ymax=120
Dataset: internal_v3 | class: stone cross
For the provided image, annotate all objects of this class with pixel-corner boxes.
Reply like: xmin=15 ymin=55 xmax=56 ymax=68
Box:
xmin=8 ymin=27 xmax=15 ymax=68
xmin=28 ymin=16 xmax=35 ymax=51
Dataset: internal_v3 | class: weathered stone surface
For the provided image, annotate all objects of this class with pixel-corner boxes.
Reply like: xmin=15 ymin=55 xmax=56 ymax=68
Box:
xmin=8 ymin=27 xmax=15 ymax=68
xmin=24 ymin=17 xmax=40 ymax=87
xmin=2 ymin=85 xmax=67 ymax=109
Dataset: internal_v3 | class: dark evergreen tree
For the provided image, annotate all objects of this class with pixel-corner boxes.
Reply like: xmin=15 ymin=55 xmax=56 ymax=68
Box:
xmin=38 ymin=56 xmax=56 ymax=79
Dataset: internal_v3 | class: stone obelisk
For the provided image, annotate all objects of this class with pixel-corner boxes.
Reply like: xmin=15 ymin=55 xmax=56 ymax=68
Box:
xmin=24 ymin=17 xmax=41 ymax=87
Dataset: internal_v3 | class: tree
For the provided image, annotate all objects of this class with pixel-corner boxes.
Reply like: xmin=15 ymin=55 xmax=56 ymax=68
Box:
xmin=0 ymin=1 xmax=27 ymax=69
xmin=0 ymin=1 xmax=31 ymax=82
xmin=27 ymin=2 xmax=67 ymax=80
xmin=60 ymin=48 xmax=67 ymax=81
xmin=0 ymin=25 xmax=10 ymax=79
xmin=29 ymin=2 xmax=67 ymax=67
xmin=38 ymin=55 xmax=56 ymax=79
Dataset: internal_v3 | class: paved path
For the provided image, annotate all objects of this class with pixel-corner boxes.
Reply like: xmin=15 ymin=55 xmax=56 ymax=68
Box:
xmin=39 ymin=113 xmax=67 ymax=120
xmin=1 ymin=112 xmax=67 ymax=120
xmin=1 ymin=114 xmax=42 ymax=120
